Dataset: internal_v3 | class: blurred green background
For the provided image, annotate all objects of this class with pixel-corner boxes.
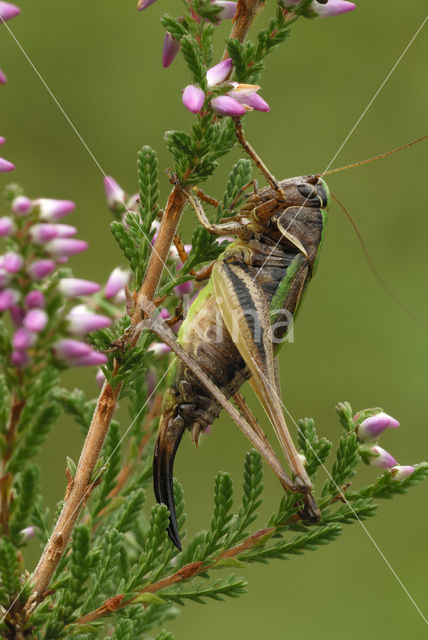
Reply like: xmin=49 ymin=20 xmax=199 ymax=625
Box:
xmin=2 ymin=0 xmax=428 ymax=637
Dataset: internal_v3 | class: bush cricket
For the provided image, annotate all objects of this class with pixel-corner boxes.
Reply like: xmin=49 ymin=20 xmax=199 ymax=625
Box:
xmin=147 ymin=120 xmax=338 ymax=549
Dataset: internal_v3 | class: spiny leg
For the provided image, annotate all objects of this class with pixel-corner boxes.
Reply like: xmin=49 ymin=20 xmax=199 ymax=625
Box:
xmin=184 ymin=187 xmax=247 ymax=237
xmin=234 ymin=119 xmax=286 ymax=200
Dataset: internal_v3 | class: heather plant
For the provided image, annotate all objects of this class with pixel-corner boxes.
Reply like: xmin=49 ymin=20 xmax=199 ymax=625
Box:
xmin=0 ymin=1 xmax=426 ymax=639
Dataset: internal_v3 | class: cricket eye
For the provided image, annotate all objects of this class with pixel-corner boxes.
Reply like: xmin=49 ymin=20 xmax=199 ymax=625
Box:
xmin=297 ymin=183 xmax=318 ymax=200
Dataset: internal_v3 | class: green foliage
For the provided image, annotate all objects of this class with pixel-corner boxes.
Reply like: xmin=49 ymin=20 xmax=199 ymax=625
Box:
xmin=180 ymin=34 xmax=207 ymax=89
xmin=216 ymin=158 xmax=252 ymax=218
xmin=9 ymin=465 xmax=39 ymax=545
xmin=8 ymin=400 xmax=62 ymax=474
xmin=0 ymin=538 xmax=20 ymax=606
xmin=323 ymin=432 xmax=360 ymax=495
xmin=298 ymin=417 xmax=333 ymax=479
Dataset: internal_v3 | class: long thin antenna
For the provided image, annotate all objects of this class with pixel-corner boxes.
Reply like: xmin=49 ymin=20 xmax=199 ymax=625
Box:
xmin=331 ymin=192 xmax=428 ymax=327
xmin=324 ymin=135 xmax=428 ymax=176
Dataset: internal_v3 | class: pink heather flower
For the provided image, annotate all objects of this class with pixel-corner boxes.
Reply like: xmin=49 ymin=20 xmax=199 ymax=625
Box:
xmin=29 ymin=224 xmax=59 ymax=244
xmin=159 ymin=307 xmax=171 ymax=320
xmin=0 ymin=157 xmax=15 ymax=172
xmin=67 ymin=306 xmax=111 ymax=334
xmin=9 ymin=304 xmax=24 ymax=327
xmin=95 ymin=368 xmax=105 ymax=388
xmin=21 ymin=526 xmax=36 ymax=541
xmin=0 ymin=136 xmax=5 ymax=145
xmin=0 ymin=288 xmax=19 ymax=311
xmin=13 ymin=328 xmax=36 ymax=350
xmin=206 ymin=58 xmax=233 ymax=88
xmin=0 ymin=69 xmax=6 ymax=84
xmin=2 ymin=251 xmax=23 ymax=273
xmin=53 ymin=339 xmax=92 ymax=359
xmin=357 ymin=411 xmax=400 ymax=443
xmin=211 ymin=95 xmax=246 ymax=117
xmin=148 ymin=342 xmax=171 ymax=356
xmin=45 ymin=238 xmax=88 ymax=258
xmin=54 ymin=223 xmax=77 ymax=237
xmin=103 ymin=176 xmax=125 ymax=209
xmin=35 ymin=198 xmax=75 ymax=221
xmin=27 ymin=259 xmax=56 ymax=280
xmin=25 ymin=290 xmax=45 ymax=308
xmin=58 ymin=278 xmax=100 ymax=297
xmin=369 ymin=446 xmax=398 ymax=469
xmin=212 ymin=1 xmax=237 ymax=19
xmin=105 ymin=267 xmax=130 ymax=299
xmin=69 ymin=352 xmax=108 ymax=367
xmin=390 ymin=465 xmax=415 ymax=482
xmin=227 ymin=83 xmax=270 ymax=112
xmin=12 ymin=196 xmax=32 ymax=215
xmin=137 ymin=0 xmax=157 ymax=10
xmin=175 ymin=280 xmax=194 ymax=296
xmin=11 ymin=350 xmax=29 ymax=367
xmin=0 ymin=216 xmax=14 ymax=236
xmin=182 ymin=85 xmax=205 ymax=114
xmin=0 ymin=2 xmax=20 ymax=21
xmin=23 ymin=308 xmax=48 ymax=332
xmin=113 ymin=288 xmax=126 ymax=305
xmin=310 ymin=0 xmax=356 ymax=17
xmin=162 ymin=32 xmax=180 ymax=68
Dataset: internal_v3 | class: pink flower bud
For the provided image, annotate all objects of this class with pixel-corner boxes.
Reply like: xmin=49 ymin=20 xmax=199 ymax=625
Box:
xmin=148 ymin=342 xmax=171 ymax=356
xmin=206 ymin=58 xmax=233 ymax=88
xmin=0 ymin=69 xmax=6 ymax=84
xmin=137 ymin=0 xmax=157 ymax=10
xmin=53 ymin=339 xmax=92 ymax=359
xmin=182 ymin=85 xmax=205 ymax=114
xmin=58 ymin=278 xmax=100 ymax=297
xmin=0 ymin=288 xmax=19 ymax=311
xmin=11 ymin=350 xmax=29 ymax=368
xmin=211 ymin=95 xmax=246 ymax=117
xmin=35 ymin=198 xmax=75 ymax=221
xmin=0 ymin=216 xmax=14 ymax=236
xmin=9 ymin=304 xmax=24 ymax=326
xmin=69 ymin=351 xmax=108 ymax=367
xmin=103 ymin=176 xmax=125 ymax=209
xmin=2 ymin=251 xmax=23 ymax=273
xmin=27 ymin=259 xmax=56 ymax=280
xmin=160 ymin=307 xmax=171 ymax=320
xmin=45 ymin=238 xmax=88 ymax=258
xmin=0 ymin=136 xmax=5 ymax=145
xmin=310 ymin=0 xmax=356 ymax=17
xmin=212 ymin=1 xmax=237 ymax=20
xmin=67 ymin=307 xmax=111 ymax=334
xmin=54 ymin=223 xmax=77 ymax=237
xmin=23 ymin=308 xmax=48 ymax=332
xmin=12 ymin=196 xmax=32 ymax=215
xmin=13 ymin=328 xmax=36 ymax=350
xmin=369 ymin=446 xmax=398 ymax=469
xmin=29 ymin=224 xmax=59 ymax=244
xmin=0 ymin=2 xmax=20 ymax=21
xmin=95 ymin=368 xmax=105 ymax=388
xmin=20 ymin=526 xmax=36 ymax=541
xmin=105 ymin=267 xmax=130 ymax=299
xmin=0 ymin=157 xmax=15 ymax=172
xmin=162 ymin=32 xmax=180 ymax=68
xmin=357 ymin=411 xmax=400 ymax=442
xmin=390 ymin=465 xmax=415 ymax=482
xmin=174 ymin=280 xmax=194 ymax=296
xmin=25 ymin=290 xmax=45 ymax=308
